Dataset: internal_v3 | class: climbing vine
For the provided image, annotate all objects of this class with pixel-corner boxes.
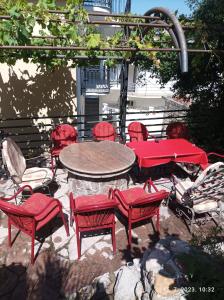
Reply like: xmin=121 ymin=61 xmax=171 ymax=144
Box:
xmin=0 ymin=0 xmax=167 ymax=69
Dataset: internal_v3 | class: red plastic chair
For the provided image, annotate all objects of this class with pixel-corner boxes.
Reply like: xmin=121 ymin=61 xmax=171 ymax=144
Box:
xmin=166 ymin=122 xmax=189 ymax=139
xmin=70 ymin=192 xmax=117 ymax=259
xmin=128 ymin=121 xmax=149 ymax=142
xmin=92 ymin=121 xmax=116 ymax=141
xmin=112 ymin=179 xmax=169 ymax=247
xmin=0 ymin=185 xmax=69 ymax=264
xmin=50 ymin=124 xmax=77 ymax=172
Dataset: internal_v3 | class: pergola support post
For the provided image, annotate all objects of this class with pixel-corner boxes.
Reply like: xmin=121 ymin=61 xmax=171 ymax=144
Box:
xmin=119 ymin=60 xmax=129 ymax=143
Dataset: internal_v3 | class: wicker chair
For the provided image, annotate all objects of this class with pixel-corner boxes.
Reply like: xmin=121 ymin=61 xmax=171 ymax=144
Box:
xmin=171 ymin=162 xmax=224 ymax=233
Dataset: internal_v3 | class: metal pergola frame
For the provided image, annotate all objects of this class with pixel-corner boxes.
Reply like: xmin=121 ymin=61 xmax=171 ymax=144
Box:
xmin=0 ymin=2 xmax=222 ymax=142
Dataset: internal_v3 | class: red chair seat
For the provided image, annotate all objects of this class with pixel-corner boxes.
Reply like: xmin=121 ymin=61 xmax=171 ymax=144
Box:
xmin=116 ymin=187 xmax=147 ymax=205
xmin=22 ymin=193 xmax=60 ymax=229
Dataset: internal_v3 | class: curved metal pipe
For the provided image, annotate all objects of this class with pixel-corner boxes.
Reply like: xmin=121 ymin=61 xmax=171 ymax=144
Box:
xmin=150 ymin=19 xmax=182 ymax=68
xmin=144 ymin=7 xmax=188 ymax=73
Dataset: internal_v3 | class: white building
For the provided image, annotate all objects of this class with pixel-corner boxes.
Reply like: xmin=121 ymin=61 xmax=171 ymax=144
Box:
xmin=77 ymin=0 xmax=180 ymax=139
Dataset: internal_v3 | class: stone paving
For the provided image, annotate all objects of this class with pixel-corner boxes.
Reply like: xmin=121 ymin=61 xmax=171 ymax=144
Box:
xmin=0 ymin=167 xmax=217 ymax=299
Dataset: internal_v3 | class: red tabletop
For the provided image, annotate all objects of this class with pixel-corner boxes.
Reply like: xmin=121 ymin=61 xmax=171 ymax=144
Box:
xmin=126 ymin=139 xmax=208 ymax=169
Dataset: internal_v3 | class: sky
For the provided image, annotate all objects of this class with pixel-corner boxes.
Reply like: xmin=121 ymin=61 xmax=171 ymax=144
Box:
xmin=131 ymin=0 xmax=192 ymax=16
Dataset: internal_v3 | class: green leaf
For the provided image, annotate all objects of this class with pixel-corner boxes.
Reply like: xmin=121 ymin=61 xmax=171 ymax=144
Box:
xmin=86 ymin=34 xmax=101 ymax=49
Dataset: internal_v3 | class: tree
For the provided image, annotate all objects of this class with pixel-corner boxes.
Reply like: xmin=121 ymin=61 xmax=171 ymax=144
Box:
xmin=146 ymin=0 xmax=224 ymax=152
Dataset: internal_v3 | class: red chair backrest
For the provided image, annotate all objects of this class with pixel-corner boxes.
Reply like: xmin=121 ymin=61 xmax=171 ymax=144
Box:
xmin=51 ymin=124 xmax=77 ymax=148
xmin=92 ymin=122 xmax=116 ymax=141
xmin=128 ymin=122 xmax=148 ymax=142
xmin=75 ymin=209 xmax=115 ymax=228
xmin=166 ymin=122 xmax=189 ymax=139
xmin=70 ymin=194 xmax=116 ymax=229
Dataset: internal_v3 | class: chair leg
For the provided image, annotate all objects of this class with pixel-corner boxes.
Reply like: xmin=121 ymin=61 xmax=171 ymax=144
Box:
xmin=51 ymin=155 xmax=55 ymax=175
xmin=60 ymin=210 xmax=70 ymax=237
xmin=156 ymin=211 xmax=160 ymax=232
xmin=8 ymin=218 xmax=11 ymax=247
xmin=190 ymin=209 xmax=195 ymax=234
xmin=128 ymin=221 xmax=132 ymax=247
xmin=76 ymin=229 xmax=81 ymax=259
xmin=112 ymin=223 xmax=116 ymax=255
xmin=70 ymin=210 xmax=73 ymax=227
xmin=31 ymin=232 xmax=35 ymax=265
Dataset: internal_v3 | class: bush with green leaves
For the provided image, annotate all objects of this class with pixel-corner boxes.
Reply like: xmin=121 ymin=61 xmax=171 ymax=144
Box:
xmin=178 ymin=227 xmax=224 ymax=300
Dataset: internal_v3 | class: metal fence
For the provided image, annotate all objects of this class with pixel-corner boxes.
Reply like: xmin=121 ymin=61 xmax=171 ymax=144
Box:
xmin=0 ymin=109 xmax=188 ymax=156
xmin=81 ymin=65 xmax=110 ymax=94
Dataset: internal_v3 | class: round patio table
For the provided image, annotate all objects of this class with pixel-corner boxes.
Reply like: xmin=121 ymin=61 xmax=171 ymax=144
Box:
xmin=59 ymin=141 xmax=136 ymax=195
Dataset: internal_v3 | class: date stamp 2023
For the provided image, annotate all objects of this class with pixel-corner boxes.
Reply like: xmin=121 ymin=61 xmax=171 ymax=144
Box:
xmin=183 ymin=286 xmax=215 ymax=293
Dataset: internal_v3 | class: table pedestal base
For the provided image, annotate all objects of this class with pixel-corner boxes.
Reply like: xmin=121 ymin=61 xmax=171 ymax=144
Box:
xmin=68 ymin=173 xmax=129 ymax=196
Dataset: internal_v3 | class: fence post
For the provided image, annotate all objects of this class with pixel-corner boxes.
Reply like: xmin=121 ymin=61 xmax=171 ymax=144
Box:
xmin=119 ymin=60 xmax=129 ymax=143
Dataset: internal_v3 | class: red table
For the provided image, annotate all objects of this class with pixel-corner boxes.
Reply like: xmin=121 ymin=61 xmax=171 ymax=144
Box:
xmin=126 ymin=139 xmax=208 ymax=169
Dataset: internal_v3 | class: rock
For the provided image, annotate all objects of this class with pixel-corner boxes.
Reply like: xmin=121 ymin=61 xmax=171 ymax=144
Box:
xmin=154 ymin=273 xmax=181 ymax=297
xmin=141 ymin=238 xmax=190 ymax=297
xmin=114 ymin=264 xmax=144 ymax=300
xmin=0 ymin=267 xmax=19 ymax=298
xmin=78 ymin=284 xmax=96 ymax=300
xmin=94 ymin=272 xmax=116 ymax=296
xmin=73 ymin=272 xmax=116 ymax=300
xmin=170 ymin=240 xmax=191 ymax=255
xmin=65 ymin=292 xmax=78 ymax=300
xmin=163 ymin=259 xmax=184 ymax=284
xmin=144 ymin=244 xmax=171 ymax=282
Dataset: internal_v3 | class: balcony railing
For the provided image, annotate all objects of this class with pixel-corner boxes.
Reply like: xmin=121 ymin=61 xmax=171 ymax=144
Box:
xmin=81 ymin=65 xmax=110 ymax=94
xmin=84 ymin=0 xmax=112 ymax=10
xmin=0 ymin=109 xmax=188 ymax=155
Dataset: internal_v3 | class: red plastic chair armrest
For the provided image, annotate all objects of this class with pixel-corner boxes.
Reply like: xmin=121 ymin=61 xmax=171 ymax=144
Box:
xmin=0 ymin=185 xmax=33 ymax=202
xmin=108 ymin=188 xmax=114 ymax=199
xmin=112 ymin=188 xmax=130 ymax=210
